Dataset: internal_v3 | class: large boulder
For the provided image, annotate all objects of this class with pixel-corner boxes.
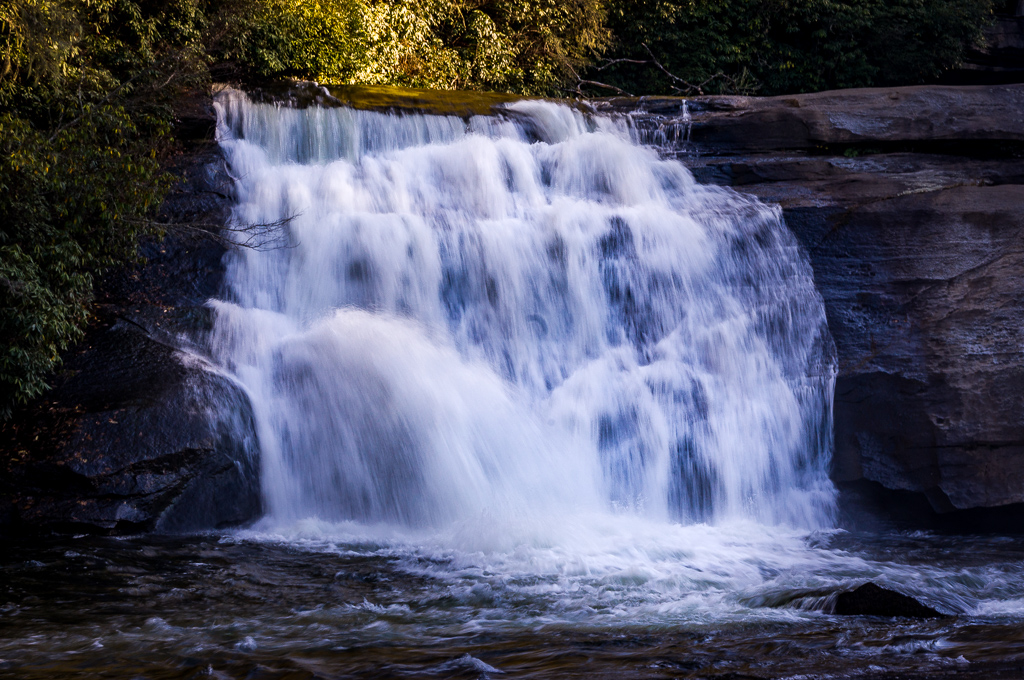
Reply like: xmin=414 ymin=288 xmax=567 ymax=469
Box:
xmin=0 ymin=322 xmax=260 ymax=534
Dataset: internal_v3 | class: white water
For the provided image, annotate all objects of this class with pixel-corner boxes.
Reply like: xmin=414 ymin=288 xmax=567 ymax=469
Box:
xmin=209 ymin=89 xmax=845 ymax=614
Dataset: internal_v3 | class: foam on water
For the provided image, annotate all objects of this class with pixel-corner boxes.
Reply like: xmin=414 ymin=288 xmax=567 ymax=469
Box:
xmin=229 ymin=515 xmax=1024 ymax=630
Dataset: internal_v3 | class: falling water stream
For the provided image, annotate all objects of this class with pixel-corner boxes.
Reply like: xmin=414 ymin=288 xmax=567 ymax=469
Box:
xmin=2 ymin=89 xmax=1023 ymax=679
xmin=210 ymin=90 xmax=836 ymax=532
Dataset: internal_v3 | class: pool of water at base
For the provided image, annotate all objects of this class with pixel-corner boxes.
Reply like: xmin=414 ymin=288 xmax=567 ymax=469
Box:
xmin=2 ymin=530 xmax=1024 ymax=680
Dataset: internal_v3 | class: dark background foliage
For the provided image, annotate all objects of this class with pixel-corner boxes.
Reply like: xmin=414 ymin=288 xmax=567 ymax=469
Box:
xmin=0 ymin=0 xmax=205 ymax=417
xmin=590 ymin=0 xmax=994 ymax=96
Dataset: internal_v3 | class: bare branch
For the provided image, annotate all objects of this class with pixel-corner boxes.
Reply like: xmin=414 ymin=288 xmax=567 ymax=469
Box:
xmin=128 ymin=214 xmax=301 ymax=251
xmin=590 ymin=57 xmax=649 ymax=72
xmin=580 ymin=45 xmax=757 ymax=98
xmin=639 ymin=43 xmax=707 ymax=94
xmin=575 ymin=79 xmax=633 ymax=96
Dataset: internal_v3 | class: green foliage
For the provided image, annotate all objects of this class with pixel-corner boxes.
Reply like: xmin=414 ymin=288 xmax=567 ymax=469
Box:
xmin=209 ymin=0 xmax=367 ymax=82
xmin=0 ymin=0 xmax=203 ymax=417
xmin=368 ymin=0 xmax=610 ymax=94
xmin=210 ymin=0 xmax=609 ymax=95
xmin=0 ymin=109 xmax=169 ymax=415
xmin=592 ymin=0 xmax=994 ymax=96
xmin=210 ymin=0 xmax=992 ymax=96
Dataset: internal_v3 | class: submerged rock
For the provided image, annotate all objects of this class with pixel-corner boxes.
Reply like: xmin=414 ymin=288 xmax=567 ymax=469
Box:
xmin=835 ymin=582 xmax=948 ymax=618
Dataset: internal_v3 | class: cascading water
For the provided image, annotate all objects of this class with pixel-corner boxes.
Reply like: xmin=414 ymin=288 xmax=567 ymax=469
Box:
xmin=210 ymin=89 xmax=836 ymax=537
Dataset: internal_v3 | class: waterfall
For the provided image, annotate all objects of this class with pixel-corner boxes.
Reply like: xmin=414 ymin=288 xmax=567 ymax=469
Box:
xmin=210 ymin=89 xmax=837 ymax=536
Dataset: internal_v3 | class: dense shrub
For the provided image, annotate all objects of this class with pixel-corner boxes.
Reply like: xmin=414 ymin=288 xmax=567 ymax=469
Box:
xmin=0 ymin=0 xmax=205 ymax=417
xmin=0 ymin=109 xmax=170 ymax=415
xmin=589 ymin=0 xmax=994 ymax=96
xmin=208 ymin=0 xmax=367 ymax=83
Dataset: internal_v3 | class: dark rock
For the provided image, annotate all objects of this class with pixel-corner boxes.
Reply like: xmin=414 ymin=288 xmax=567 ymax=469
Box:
xmin=750 ymin=177 xmax=1024 ymax=513
xmin=835 ymin=582 xmax=948 ymax=618
xmin=837 ymin=479 xmax=1024 ymax=534
xmin=814 ymin=185 xmax=1024 ymax=509
xmin=0 ymin=322 xmax=261 ymax=535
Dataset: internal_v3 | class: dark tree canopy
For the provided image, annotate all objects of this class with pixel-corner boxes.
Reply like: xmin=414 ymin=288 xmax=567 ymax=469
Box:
xmin=590 ymin=0 xmax=994 ymax=96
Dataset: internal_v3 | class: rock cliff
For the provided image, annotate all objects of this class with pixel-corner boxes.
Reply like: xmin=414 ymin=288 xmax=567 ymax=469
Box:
xmin=635 ymin=84 xmax=1024 ymax=514
xmin=5 ymin=81 xmax=1023 ymax=535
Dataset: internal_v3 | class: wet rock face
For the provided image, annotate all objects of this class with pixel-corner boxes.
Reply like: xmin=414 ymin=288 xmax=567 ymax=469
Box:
xmin=817 ymin=186 xmax=1024 ymax=510
xmin=0 ymin=102 xmax=262 ymax=536
xmin=632 ymin=84 xmax=1024 ymax=514
xmin=835 ymin=583 xmax=947 ymax=618
xmin=1 ymin=324 xmax=261 ymax=534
